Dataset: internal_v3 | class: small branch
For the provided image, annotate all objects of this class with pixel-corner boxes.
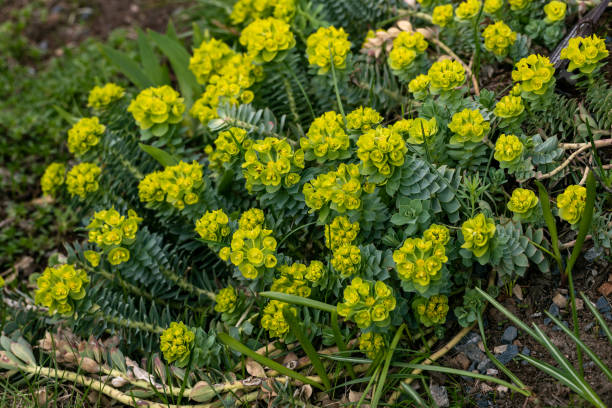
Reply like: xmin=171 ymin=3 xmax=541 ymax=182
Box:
xmin=561 ymin=138 xmax=612 ymax=149
xmin=536 ymin=143 xmax=592 ymax=180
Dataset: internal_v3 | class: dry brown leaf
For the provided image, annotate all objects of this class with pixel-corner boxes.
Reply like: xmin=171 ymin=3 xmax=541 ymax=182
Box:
xmin=246 ymin=358 xmax=267 ymax=378
xmin=512 ymin=284 xmax=523 ymax=300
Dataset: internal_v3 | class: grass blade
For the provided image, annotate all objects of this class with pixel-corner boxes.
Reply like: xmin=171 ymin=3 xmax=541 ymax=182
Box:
xmin=101 ymin=45 xmax=153 ymax=89
xmin=139 ymin=143 xmax=179 ymax=167
xmin=567 ymin=172 xmax=596 ymax=274
xmin=535 ymin=180 xmax=563 ymax=273
xmin=401 ymin=382 xmax=430 ymax=407
xmin=371 ymin=324 xmax=405 ymax=407
xmin=518 ymin=354 xmax=587 ymax=396
xmin=217 ymin=333 xmax=324 ymax=390
xmin=137 ymin=28 xmax=165 ymax=86
xmin=259 ymin=291 xmax=336 ymax=313
xmin=331 ymin=311 xmax=356 ymax=379
xmin=475 ymin=287 xmax=539 ymax=338
xmin=580 ymin=292 xmax=612 ymax=346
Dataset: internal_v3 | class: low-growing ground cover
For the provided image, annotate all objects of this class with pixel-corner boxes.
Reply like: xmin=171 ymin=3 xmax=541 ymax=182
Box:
xmin=1 ymin=0 xmax=611 ymax=407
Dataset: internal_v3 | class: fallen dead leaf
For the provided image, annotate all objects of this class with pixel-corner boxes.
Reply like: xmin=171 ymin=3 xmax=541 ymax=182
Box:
xmin=246 ymin=358 xmax=266 ymax=378
xmin=598 ymin=282 xmax=612 ymax=297
xmin=513 ymin=284 xmax=523 ymax=300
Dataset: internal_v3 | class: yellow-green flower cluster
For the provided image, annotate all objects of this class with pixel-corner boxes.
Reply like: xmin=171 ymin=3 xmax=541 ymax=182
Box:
xmin=190 ymin=99 xmax=218 ymax=125
xmin=483 ymin=22 xmax=517 ymax=57
xmin=209 ymin=127 xmax=252 ymax=169
xmin=331 ymin=245 xmax=362 ymax=278
xmin=357 ymin=126 xmax=408 ymax=182
xmin=460 ymin=213 xmax=496 ymax=257
xmin=408 ymin=74 xmax=430 ymax=98
xmin=138 ymin=161 xmax=204 ymax=210
xmin=87 ymin=83 xmax=124 ymax=110
xmin=560 ymin=35 xmax=609 ymax=74
xmin=128 ymin=85 xmax=185 ymax=131
xmin=230 ymin=0 xmax=295 ymax=25
xmin=337 ymin=278 xmax=396 ymax=329
xmin=195 ymin=209 xmax=230 ymax=243
xmin=219 ymin=208 xmax=277 ymax=279
xmin=507 ymin=188 xmax=539 ymax=218
xmin=303 ymin=163 xmax=364 ymax=213
xmin=306 ymin=26 xmax=351 ymax=74
xmin=494 ymin=134 xmax=523 ymax=163
xmin=66 ymin=163 xmax=101 ymax=198
xmin=557 ymin=185 xmax=586 ymax=225
xmin=428 ymin=60 xmax=466 ymax=92
xmin=35 ymin=264 xmax=89 ymax=316
xmin=484 ymin=0 xmax=503 ymax=13
xmin=242 ymin=137 xmax=304 ymax=192
xmin=189 ymin=38 xmax=235 ymax=84
xmin=239 ymin=17 xmax=296 ymax=63
xmin=214 ymin=286 xmax=237 ymax=313
xmin=346 ymin=106 xmax=383 ymax=131
xmin=433 ymin=5 xmax=454 ymax=27
xmin=325 ymin=216 xmax=360 ymax=251
xmin=456 ymin=0 xmax=482 ymax=20
xmin=544 ymin=0 xmax=566 ymax=22
xmin=448 ymin=108 xmax=490 ymax=144
xmin=301 ymin=111 xmax=350 ymax=162
xmin=405 ymin=117 xmax=438 ymax=145
xmin=160 ymin=322 xmax=195 ymax=365
xmin=67 ymin=117 xmax=105 ymax=156
xmin=412 ymin=295 xmax=449 ymax=326
xmin=388 ymin=32 xmax=428 ymax=71
xmin=86 ymin=208 xmax=142 ymax=266
xmin=261 ymin=300 xmax=294 ymax=338
xmin=508 ymin=0 xmax=530 ymax=10
xmin=359 ymin=332 xmax=385 ymax=359
xmin=423 ymin=224 xmax=451 ymax=246
xmin=393 ymin=236 xmax=448 ymax=288
xmin=494 ymin=95 xmax=525 ymax=119
xmin=271 ymin=261 xmax=325 ymax=297
xmin=511 ymin=55 xmax=555 ymax=95
xmin=41 ymin=162 xmax=65 ymax=196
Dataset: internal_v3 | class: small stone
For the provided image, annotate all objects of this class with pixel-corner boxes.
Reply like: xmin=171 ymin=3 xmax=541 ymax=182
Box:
xmin=497 ymin=344 xmax=519 ymax=365
xmin=430 ymin=384 xmax=449 ymax=408
xmin=604 ymin=312 xmax=612 ymax=322
xmin=477 ymin=358 xmax=493 ymax=373
xmin=513 ymin=339 xmax=522 ymax=347
xmin=553 ymin=293 xmax=568 ymax=308
xmin=584 ymin=246 xmax=603 ymax=262
xmin=501 ymin=326 xmax=518 ymax=344
xmin=596 ymin=296 xmax=611 ymax=313
xmin=543 ymin=317 xmax=552 ymax=325
xmin=478 ymin=341 xmax=485 ymax=352
xmin=486 ymin=368 xmax=499 ymax=376
xmin=480 ymin=383 xmax=494 ymax=392
xmin=575 ymin=298 xmax=584 ymax=311
xmin=456 ymin=343 xmax=487 ymax=363
xmin=464 ymin=332 xmax=482 ymax=345
xmin=549 ymin=303 xmax=560 ymax=317
xmin=496 ymin=385 xmax=509 ymax=393
xmin=521 ymin=347 xmax=530 ymax=356
xmin=493 ymin=345 xmax=508 ymax=354
xmin=585 ymin=322 xmax=595 ymax=331
xmin=530 ymin=312 xmax=542 ymax=318
xmin=450 ymin=353 xmax=470 ymax=370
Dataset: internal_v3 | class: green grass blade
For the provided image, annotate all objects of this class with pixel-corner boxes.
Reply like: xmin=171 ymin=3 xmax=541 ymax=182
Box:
xmin=580 ymin=292 xmax=612 ymax=346
xmin=401 ymin=382 xmax=430 ymax=407
xmin=475 ymin=287 xmax=539 ymax=339
xmin=518 ymin=354 xmax=587 ymax=396
xmin=217 ymin=333 xmax=324 ymax=390
xmin=283 ymin=308 xmax=331 ymax=389
xmin=357 ymin=365 xmax=381 ymax=408
xmin=136 ymin=28 xmax=165 ymax=86
xmin=535 ymin=180 xmax=563 ymax=271
xmin=544 ymin=311 xmax=612 ymax=381
xmin=139 ymin=143 xmax=179 ymax=167
xmin=101 ymin=45 xmax=153 ymax=89
xmin=330 ymin=311 xmax=356 ymax=379
xmin=259 ymin=291 xmax=336 ymax=313
xmin=371 ymin=324 xmax=405 ymax=407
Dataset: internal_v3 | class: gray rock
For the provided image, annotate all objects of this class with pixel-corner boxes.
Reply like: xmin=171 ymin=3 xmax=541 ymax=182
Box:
xmin=456 ymin=343 xmax=487 ymax=363
xmin=462 ymin=332 xmax=482 ymax=345
xmin=430 ymin=384 xmax=449 ymax=408
xmin=549 ymin=303 xmax=560 ymax=317
xmin=521 ymin=347 xmax=530 ymax=356
xmin=477 ymin=358 xmax=494 ymax=373
xmin=604 ymin=312 xmax=612 ymax=321
xmin=501 ymin=326 xmax=518 ymax=344
xmin=596 ymin=296 xmax=611 ymax=313
xmin=543 ymin=317 xmax=552 ymax=325
xmin=496 ymin=344 xmax=519 ymax=365
xmin=584 ymin=247 xmax=603 ymax=262
xmin=585 ymin=322 xmax=595 ymax=331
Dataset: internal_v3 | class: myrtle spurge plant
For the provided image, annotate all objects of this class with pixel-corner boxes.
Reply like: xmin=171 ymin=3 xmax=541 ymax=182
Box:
xmin=543 ymin=0 xmax=566 ymax=22
xmin=271 ymin=261 xmax=324 ymax=296
xmin=494 ymin=134 xmax=523 ymax=165
xmin=512 ymin=55 xmax=555 ymax=96
xmin=432 ymin=5 xmax=454 ymax=27
xmin=67 ymin=117 xmax=105 ymax=156
xmin=560 ymin=35 xmax=609 ymax=75
xmin=337 ymin=278 xmax=396 ymax=329
xmin=456 ymin=0 xmax=481 ymax=20
xmin=388 ymin=32 xmax=428 ymax=79
xmin=160 ymin=322 xmax=195 ymax=366
xmin=557 ymin=185 xmax=587 ymax=225
xmin=41 ymin=162 xmax=65 ymax=196
xmin=139 ymin=161 xmax=204 ymax=210
xmin=507 ymin=188 xmax=539 ymax=221
xmin=393 ymin=236 xmax=448 ymax=292
xmin=306 ymin=26 xmax=352 ymax=74
xmin=261 ymin=300 xmax=294 ymax=338
xmin=208 ymin=127 xmax=251 ymax=169
xmin=427 ymin=59 xmax=465 ymax=93
xmin=357 ymin=126 xmax=408 ymax=183
xmin=408 ymin=74 xmax=431 ymax=99
xmin=482 ymin=22 xmax=517 ymax=57
xmin=304 ymin=163 xmax=365 ymax=215
xmin=461 ymin=213 xmax=496 ymax=258
xmin=242 ymin=137 xmax=304 ymax=192
xmin=86 ymin=208 xmax=142 ymax=266
xmin=128 ymin=85 xmax=185 ymax=135
xmin=66 ymin=163 xmax=101 ymax=198
xmin=35 ymin=264 xmax=89 ymax=316
xmin=325 ymin=215 xmax=360 ymax=251
xmin=189 ymin=38 xmax=234 ymax=84
xmin=508 ymin=0 xmax=531 ymax=10
xmin=346 ymin=106 xmax=383 ymax=131
xmin=484 ymin=0 xmax=503 ymax=13
xmin=412 ymin=295 xmax=449 ymax=326
xmin=494 ymin=95 xmax=525 ymax=123
xmin=406 ymin=117 xmax=438 ymax=145
xmin=195 ymin=209 xmax=231 ymax=243
xmin=214 ymin=286 xmax=237 ymax=313
xmin=87 ymin=83 xmax=124 ymax=110
xmin=301 ymin=111 xmax=350 ymax=162
xmin=239 ymin=17 xmax=296 ymax=63
xmin=359 ymin=332 xmax=385 ymax=359
xmin=230 ymin=0 xmax=295 ymax=25
xmin=331 ymin=245 xmax=362 ymax=278
xmin=448 ymin=108 xmax=490 ymax=144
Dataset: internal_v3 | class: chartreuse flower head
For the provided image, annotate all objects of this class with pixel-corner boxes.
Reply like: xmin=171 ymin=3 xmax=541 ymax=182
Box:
xmin=494 ymin=134 xmax=523 ymax=164
xmin=346 ymin=106 xmax=383 ymax=132
xmin=423 ymin=224 xmax=450 ymax=246
xmin=433 ymin=5 xmax=454 ymax=27
xmin=388 ymin=31 xmax=428 ymax=73
xmin=66 ymin=163 xmax=101 ymax=199
xmin=87 ymin=83 xmax=124 ymax=110
xmin=190 ymin=99 xmax=218 ymax=125
xmin=460 ymin=213 xmax=496 ymax=258
xmin=456 ymin=0 xmax=482 ymax=20
xmin=301 ymin=111 xmax=350 ymax=162
xmin=359 ymin=332 xmax=385 ymax=359
xmin=325 ymin=216 xmax=360 ymax=251
xmin=484 ymin=0 xmax=503 ymax=13
xmin=331 ymin=245 xmax=362 ymax=278
xmin=84 ymin=250 xmax=100 ymax=267
xmin=35 ymin=264 xmax=89 ymax=316
xmin=544 ymin=0 xmax=566 ymax=22
xmin=239 ymin=17 xmax=296 ymax=63
xmin=272 ymin=260 xmax=325 ymax=297
xmin=230 ymin=0 xmax=295 ymax=25
xmin=337 ymin=278 xmax=396 ymax=329
xmin=195 ymin=209 xmax=230 ymax=243
xmin=139 ymin=161 xmax=204 ymax=210
xmin=508 ymin=0 xmax=530 ymax=10
xmin=209 ymin=127 xmax=252 ymax=169
xmin=160 ymin=322 xmax=195 ymax=366
xmin=306 ymin=26 xmax=351 ymax=74
xmin=428 ymin=59 xmax=466 ymax=93
xmin=357 ymin=126 xmax=408 ymax=184
xmin=303 ymin=163 xmax=364 ymax=214
xmin=393 ymin=236 xmax=448 ymax=289
xmin=482 ymin=22 xmax=517 ymax=57
xmin=261 ymin=300 xmax=295 ymax=338
xmin=214 ymin=286 xmax=237 ymax=313
xmin=189 ymin=38 xmax=234 ymax=84
xmin=494 ymin=95 xmax=525 ymax=119
xmin=557 ymin=185 xmax=586 ymax=225
xmin=412 ymin=295 xmax=449 ymax=326
xmin=408 ymin=74 xmax=430 ymax=99
xmin=406 ymin=117 xmax=438 ymax=145
xmin=86 ymin=208 xmax=142 ymax=266
xmin=128 ymin=85 xmax=185 ymax=135
xmin=511 ymin=54 xmax=555 ymax=95
xmin=242 ymin=137 xmax=304 ymax=193
xmin=219 ymin=208 xmax=277 ymax=279
xmin=507 ymin=188 xmax=539 ymax=219
xmin=560 ymin=35 xmax=609 ymax=75
xmin=448 ymin=108 xmax=490 ymax=144
xmin=67 ymin=117 xmax=105 ymax=156
xmin=41 ymin=162 xmax=65 ymax=196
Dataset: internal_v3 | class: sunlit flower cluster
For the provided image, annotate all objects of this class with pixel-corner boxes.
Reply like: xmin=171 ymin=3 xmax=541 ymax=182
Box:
xmin=301 ymin=111 xmax=350 ymax=162
xmin=337 ymin=278 xmax=397 ymax=329
xmin=494 ymin=95 xmax=525 ymax=119
xmin=388 ymin=32 xmax=428 ymax=71
xmin=412 ymin=295 xmax=449 ymax=326
xmin=393 ymin=236 xmax=448 ymax=288
xmin=35 ymin=264 xmax=89 ymax=316
xmin=189 ymin=38 xmax=235 ymax=84
xmin=433 ymin=5 xmax=454 ymax=27
xmin=460 ymin=213 xmax=496 ymax=258
xmin=331 ymin=244 xmax=362 ymax=278
xmin=484 ymin=0 xmax=503 ymax=13
xmin=512 ymin=54 xmax=555 ymax=95
xmin=359 ymin=332 xmax=385 ymax=359
xmin=448 ymin=108 xmax=490 ymax=143
xmin=557 ymin=185 xmax=587 ymax=225
xmin=408 ymin=74 xmax=430 ymax=99
xmin=261 ymin=300 xmax=295 ymax=338
xmin=346 ymin=106 xmax=383 ymax=131
xmin=242 ymin=137 xmax=304 ymax=192
xmin=507 ymin=188 xmax=539 ymax=219
xmin=160 ymin=322 xmax=195 ymax=365
xmin=303 ymin=163 xmax=365 ymax=213
xmin=428 ymin=59 xmax=466 ymax=92
xmin=67 ymin=117 xmax=105 ymax=156
xmin=482 ymin=22 xmax=517 ymax=57
xmin=66 ymin=163 xmax=101 ymax=198
xmin=560 ymin=35 xmax=609 ymax=74
xmin=423 ymin=224 xmax=451 ymax=246
xmin=271 ymin=260 xmax=325 ymax=297
xmin=306 ymin=26 xmax=351 ymax=74
xmin=230 ymin=0 xmax=295 ymax=25
xmin=239 ymin=17 xmax=296 ymax=63
xmin=405 ymin=117 xmax=438 ymax=145
xmin=456 ymin=0 xmax=482 ymax=20
xmin=494 ymin=134 xmax=523 ymax=163
xmin=508 ymin=0 xmax=531 ymax=10
xmin=357 ymin=126 xmax=408 ymax=183
xmin=41 ymin=162 xmax=66 ymax=196
xmin=325 ymin=216 xmax=360 ymax=251
xmin=195 ymin=209 xmax=231 ymax=243
xmin=128 ymin=85 xmax=185 ymax=132
xmin=87 ymin=83 xmax=124 ymax=110
xmin=138 ymin=161 xmax=204 ymax=210
xmin=86 ymin=208 xmax=142 ymax=266
xmin=209 ymin=127 xmax=252 ymax=169
xmin=214 ymin=286 xmax=237 ymax=313
xmin=544 ymin=0 xmax=566 ymax=22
